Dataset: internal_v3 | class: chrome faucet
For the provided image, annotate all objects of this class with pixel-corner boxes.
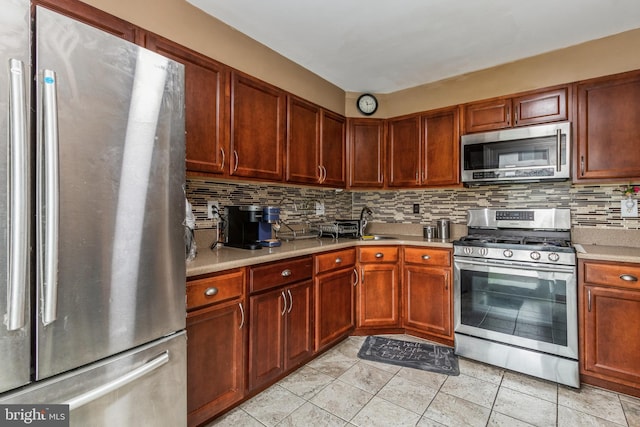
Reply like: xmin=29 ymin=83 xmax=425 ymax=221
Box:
xmin=359 ymin=206 xmax=373 ymax=237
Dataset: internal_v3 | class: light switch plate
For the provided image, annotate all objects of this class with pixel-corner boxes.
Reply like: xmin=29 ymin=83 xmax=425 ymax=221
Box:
xmin=621 ymin=198 xmax=638 ymax=218
xmin=315 ymin=201 xmax=325 ymax=215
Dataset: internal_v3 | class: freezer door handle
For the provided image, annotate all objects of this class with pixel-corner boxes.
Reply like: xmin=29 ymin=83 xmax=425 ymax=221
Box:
xmin=64 ymin=350 xmax=170 ymax=410
xmin=39 ymin=69 xmax=60 ymax=326
xmin=7 ymin=59 xmax=29 ymax=331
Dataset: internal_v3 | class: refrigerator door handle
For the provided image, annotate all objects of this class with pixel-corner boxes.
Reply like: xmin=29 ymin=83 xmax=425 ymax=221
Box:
xmin=64 ymin=351 xmax=170 ymax=410
xmin=7 ymin=59 xmax=29 ymax=331
xmin=39 ymin=69 xmax=60 ymax=326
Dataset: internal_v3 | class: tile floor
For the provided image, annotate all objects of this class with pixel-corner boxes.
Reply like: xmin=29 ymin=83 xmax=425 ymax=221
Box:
xmin=208 ymin=335 xmax=640 ymax=427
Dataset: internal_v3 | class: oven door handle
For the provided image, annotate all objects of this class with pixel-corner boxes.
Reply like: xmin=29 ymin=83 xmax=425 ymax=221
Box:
xmin=454 ymin=257 xmax=576 ymax=274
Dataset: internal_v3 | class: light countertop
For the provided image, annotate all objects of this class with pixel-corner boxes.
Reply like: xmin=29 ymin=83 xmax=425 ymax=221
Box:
xmin=187 ymin=234 xmax=453 ymax=277
xmin=574 ymin=244 xmax=640 ymax=263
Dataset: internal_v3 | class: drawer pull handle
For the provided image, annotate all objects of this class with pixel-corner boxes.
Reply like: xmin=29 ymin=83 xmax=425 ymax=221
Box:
xmin=620 ymin=274 xmax=638 ymax=282
xmin=239 ymin=302 xmax=245 ymax=329
xmin=335 ymin=257 xmax=342 ymax=264
xmin=375 ymin=253 xmax=384 ymax=259
xmin=281 ymin=291 xmax=287 ymax=316
xmin=204 ymin=287 xmax=218 ymax=297
xmin=281 ymin=269 xmax=292 ymax=277
xmin=422 ymin=255 xmax=431 ymax=260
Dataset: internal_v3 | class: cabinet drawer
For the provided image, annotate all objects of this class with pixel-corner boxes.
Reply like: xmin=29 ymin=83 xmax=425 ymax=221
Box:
xmin=187 ymin=269 xmax=245 ymax=310
xmin=315 ymin=248 xmax=356 ymax=274
xmin=358 ymin=246 xmax=399 ymax=263
xmin=582 ymin=261 xmax=640 ymax=290
xmin=404 ymin=247 xmax=451 ymax=267
xmin=250 ymin=256 xmax=313 ymax=293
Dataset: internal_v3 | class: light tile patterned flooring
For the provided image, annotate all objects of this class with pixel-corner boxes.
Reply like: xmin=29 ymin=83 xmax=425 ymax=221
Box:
xmin=208 ymin=335 xmax=640 ymax=427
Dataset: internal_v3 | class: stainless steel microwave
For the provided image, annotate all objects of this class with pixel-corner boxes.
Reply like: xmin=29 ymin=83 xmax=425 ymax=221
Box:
xmin=461 ymin=121 xmax=571 ymax=185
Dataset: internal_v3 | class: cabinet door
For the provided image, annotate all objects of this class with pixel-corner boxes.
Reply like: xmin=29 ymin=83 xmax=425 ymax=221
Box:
xmin=284 ymin=281 xmax=314 ymax=370
xmin=512 ymin=87 xmax=567 ymax=127
xmin=286 ymin=96 xmax=321 ymax=184
xmin=231 ymin=72 xmax=285 ymax=180
xmin=320 ymin=110 xmax=346 ymax=187
xmin=388 ymin=115 xmax=421 ymax=187
xmin=582 ymin=285 xmax=640 ymax=386
xmin=187 ymin=300 xmax=245 ymax=426
xmin=357 ymin=263 xmax=400 ymax=328
xmin=576 ymin=71 xmax=640 ymax=180
xmin=464 ymin=98 xmax=512 ymax=133
xmin=248 ymin=289 xmax=285 ymax=390
xmin=146 ymin=35 xmax=229 ymax=175
xmin=422 ymin=108 xmax=460 ymax=186
xmin=348 ymin=118 xmax=385 ymax=188
xmin=315 ymin=268 xmax=356 ymax=351
xmin=403 ymin=265 xmax=452 ymax=339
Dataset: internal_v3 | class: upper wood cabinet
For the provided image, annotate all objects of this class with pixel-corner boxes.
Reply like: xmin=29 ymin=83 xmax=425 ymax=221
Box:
xmin=575 ymin=70 xmax=640 ymax=181
xmin=145 ymin=34 xmax=229 ymax=175
xmin=387 ymin=115 xmax=421 ymax=187
xmin=347 ymin=118 xmax=385 ymax=188
xmin=463 ymin=87 xmax=568 ymax=134
xmin=320 ymin=110 xmax=346 ymax=187
xmin=387 ymin=107 xmax=460 ymax=187
xmin=422 ymin=108 xmax=460 ymax=186
xmin=285 ymin=97 xmax=346 ymax=187
xmin=286 ymin=96 xmax=321 ymax=184
xmin=231 ymin=72 xmax=286 ymax=181
xmin=33 ymin=0 xmax=142 ymax=43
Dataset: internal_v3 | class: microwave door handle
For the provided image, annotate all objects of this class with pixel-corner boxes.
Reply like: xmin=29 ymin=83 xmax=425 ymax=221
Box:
xmin=39 ymin=69 xmax=60 ymax=326
xmin=7 ymin=59 xmax=29 ymax=331
xmin=556 ymin=129 xmax=562 ymax=173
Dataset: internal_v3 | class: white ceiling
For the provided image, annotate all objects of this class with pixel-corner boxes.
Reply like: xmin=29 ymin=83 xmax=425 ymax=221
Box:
xmin=187 ymin=0 xmax=640 ymax=94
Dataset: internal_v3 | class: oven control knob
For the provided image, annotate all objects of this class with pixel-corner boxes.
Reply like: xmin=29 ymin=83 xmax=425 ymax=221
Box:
xmin=479 ymin=248 xmax=489 ymax=256
xmin=503 ymin=249 xmax=513 ymax=258
xmin=530 ymin=251 xmax=541 ymax=261
xmin=463 ymin=247 xmax=474 ymax=255
xmin=548 ymin=252 xmax=560 ymax=262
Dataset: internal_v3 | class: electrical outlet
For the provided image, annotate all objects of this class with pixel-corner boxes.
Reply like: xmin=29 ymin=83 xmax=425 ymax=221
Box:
xmin=621 ymin=198 xmax=639 ymax=218
xmin=413 ymin=203 xmax=420 ymax=214
xmin=207 ymin=201 xmax=219 ymax=219
xmin=315 ymin=201 xmax=325 ymax=215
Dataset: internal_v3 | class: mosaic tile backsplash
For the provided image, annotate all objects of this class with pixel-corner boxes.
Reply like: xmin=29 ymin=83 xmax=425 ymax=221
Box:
xmin=186 ymin=178 xmax=640 ymax=231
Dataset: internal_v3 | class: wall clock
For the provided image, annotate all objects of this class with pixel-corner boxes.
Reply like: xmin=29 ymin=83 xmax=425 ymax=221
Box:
xmin=357 ymin=93 xmax=378 ymax=116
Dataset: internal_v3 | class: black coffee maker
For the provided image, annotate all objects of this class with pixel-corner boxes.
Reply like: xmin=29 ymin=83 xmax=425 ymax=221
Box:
xmin=225 ymin=205 xmax=280 ymax=249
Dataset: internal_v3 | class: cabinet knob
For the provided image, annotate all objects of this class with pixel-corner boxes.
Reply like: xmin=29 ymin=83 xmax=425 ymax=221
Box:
xmin=204 ymin=287 xmax=218 ymax=297
xmin=620 ymin=274 xmax=638 ymax=282
xmin=335 ymin=257 xmax=342 ymax=264
xmin=281 ymin=269 xmax=292 ymax=277
xmin=421 ymin=254 xmax=431 ymax=260
xmin=375 ymin=253 xmax=384 ymax=259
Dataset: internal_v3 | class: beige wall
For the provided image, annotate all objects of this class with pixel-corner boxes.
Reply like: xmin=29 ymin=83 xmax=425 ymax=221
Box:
xmin=80 ymin=0 xmax=640 ymax=119
xmin=346 ymin=28 xmax=640 ymax=118
xmin=81 ymin=0 xmax=346 ymax=114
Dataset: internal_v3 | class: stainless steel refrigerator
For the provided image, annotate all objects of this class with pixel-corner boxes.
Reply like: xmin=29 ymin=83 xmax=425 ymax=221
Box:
xmin=1 ymin=0 xmax=187 ymax=425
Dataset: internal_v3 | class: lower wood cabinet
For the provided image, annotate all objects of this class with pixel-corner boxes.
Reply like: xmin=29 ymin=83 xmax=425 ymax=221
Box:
xmin=356 ymin=246 xmax=400 ymax=330
xmin=314 ymin=248 xmax=357 ymax=351
xmin=186 ymin=269 xmax=246 ymax=427
xmin=402 ymin=247 xmax=453 ymax=345
xmin=248 ymin=257 xmax=314 ymax=391
xmin=579 ymin=260 xmax=640 ymax=397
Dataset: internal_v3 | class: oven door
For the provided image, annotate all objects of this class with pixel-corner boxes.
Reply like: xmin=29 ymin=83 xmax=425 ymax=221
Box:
xmin=454 ymin=257 xmax=578 ymax=360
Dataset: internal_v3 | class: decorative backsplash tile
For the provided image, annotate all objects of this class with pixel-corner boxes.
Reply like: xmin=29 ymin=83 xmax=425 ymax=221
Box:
xmin=186 ymin=178 xmax=640 ymax=231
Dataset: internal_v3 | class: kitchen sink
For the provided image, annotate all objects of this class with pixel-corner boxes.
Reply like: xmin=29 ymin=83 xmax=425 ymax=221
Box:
xmin=357 ymin=235 xmax=398 ymax=240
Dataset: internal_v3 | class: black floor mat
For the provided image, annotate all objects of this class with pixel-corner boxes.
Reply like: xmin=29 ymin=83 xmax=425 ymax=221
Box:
xmin=357 ymin=336 xmax=459 ymax=375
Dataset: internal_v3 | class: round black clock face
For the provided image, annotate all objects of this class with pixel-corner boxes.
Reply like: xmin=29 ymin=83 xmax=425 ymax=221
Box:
xmin=357 ymin=93 xmax=378 ymax=116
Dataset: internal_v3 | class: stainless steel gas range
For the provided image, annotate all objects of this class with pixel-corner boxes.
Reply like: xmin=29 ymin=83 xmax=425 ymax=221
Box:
xmin=453 ymin=208 xmax=579 ymax=387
